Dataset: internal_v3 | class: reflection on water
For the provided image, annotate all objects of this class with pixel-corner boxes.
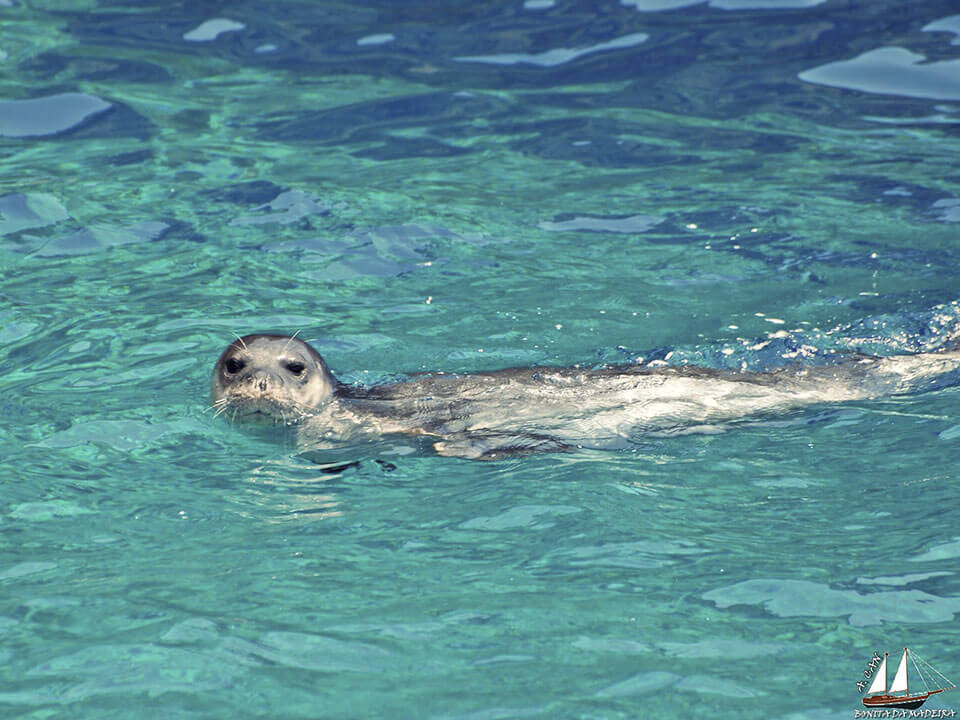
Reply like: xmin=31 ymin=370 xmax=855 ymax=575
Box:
xmin=455 ymin=32 xmax=650 ymax=67
xmin=183 ymin=18 xmax=246 ymax=43
xmin=242 ymin=459 xmax=343 ymax=523
xmin=800 ymin=47 xmax=960 ymax=101
xmin=624 ymin=0 xmax=826 ymax=9
xmin=0 ymin=93 xmax=112 ymax=138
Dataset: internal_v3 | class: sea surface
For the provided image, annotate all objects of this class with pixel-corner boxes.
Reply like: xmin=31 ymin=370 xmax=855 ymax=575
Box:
xmin=2 ymin=1 xmax=960 ymax=718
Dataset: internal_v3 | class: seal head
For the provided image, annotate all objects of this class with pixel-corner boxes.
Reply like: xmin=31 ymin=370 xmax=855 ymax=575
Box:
xmin=211 ymin=334 xmax=337 ymax=423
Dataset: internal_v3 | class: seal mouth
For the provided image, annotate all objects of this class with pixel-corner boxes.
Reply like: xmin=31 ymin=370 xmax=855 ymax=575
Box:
xmin=215 ymin=393 xmax=309 ymax=426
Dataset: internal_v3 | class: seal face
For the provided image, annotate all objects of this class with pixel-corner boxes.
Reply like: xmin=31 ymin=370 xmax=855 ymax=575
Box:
xmin=211 ymin=334 xmax=336 ymax=424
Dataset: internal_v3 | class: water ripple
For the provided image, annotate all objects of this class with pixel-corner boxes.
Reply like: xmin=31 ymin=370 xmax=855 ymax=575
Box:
xmin=455 ymin=32 xmax=649 ymax=67
xmin=704 ymin=578 xmax=960 ymax=625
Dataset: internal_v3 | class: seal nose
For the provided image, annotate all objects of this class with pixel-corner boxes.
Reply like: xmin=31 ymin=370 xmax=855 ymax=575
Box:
xmin=248 ymin=370 xmax=270 ymax=392
xmin=250 ymin=370 xmax=282 ymax=392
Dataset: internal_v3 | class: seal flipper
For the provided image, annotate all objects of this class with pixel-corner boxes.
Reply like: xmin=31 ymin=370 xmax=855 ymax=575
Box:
xmin=433 ymin=433 xmax=571 ymax=460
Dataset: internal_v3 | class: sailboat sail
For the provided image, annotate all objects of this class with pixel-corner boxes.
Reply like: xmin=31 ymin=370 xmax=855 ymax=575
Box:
xmin=867 ymin=654 xmax=888 ymax=695
xmin=890 ymin=649 xmax=910 ymax=694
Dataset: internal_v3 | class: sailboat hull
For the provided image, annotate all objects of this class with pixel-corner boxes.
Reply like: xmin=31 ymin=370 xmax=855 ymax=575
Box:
xmin=862 ymin=692 xmax=930 ymax=710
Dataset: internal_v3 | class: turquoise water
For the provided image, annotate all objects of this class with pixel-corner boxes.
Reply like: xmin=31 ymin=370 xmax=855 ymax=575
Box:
xmin=3 ymin=0 xmax=960 ymax=717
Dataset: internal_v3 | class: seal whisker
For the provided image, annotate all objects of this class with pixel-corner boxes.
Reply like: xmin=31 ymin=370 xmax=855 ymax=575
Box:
xmin=233 ymin=333 xmax=248 ymax=351
xmin=212 ymin=398 xmax=234 ymax=419
xmin=204 ymin=399 xmax=229 ymax=414
xmin=282 ymin=329 xmax=302 ymax=355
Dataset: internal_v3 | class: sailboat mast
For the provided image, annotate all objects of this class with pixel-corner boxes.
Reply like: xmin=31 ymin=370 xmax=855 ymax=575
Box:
xmin=905 ymin=648 xmax=909 ymax=694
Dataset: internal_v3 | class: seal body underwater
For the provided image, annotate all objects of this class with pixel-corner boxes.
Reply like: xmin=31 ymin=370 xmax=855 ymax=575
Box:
xmin=212 ymin=333 xmax=960 ymax=460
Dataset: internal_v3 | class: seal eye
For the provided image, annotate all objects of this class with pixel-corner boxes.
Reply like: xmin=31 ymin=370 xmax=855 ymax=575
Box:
xmin=285 ymin=361 xmax=306 ymax=375
xmin=224 ymin=357 xmax=245 ymax=374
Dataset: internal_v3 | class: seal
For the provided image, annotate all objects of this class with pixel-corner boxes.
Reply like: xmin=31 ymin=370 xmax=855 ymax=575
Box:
xmin=212 ymin=333 xmax=960 ymax=460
